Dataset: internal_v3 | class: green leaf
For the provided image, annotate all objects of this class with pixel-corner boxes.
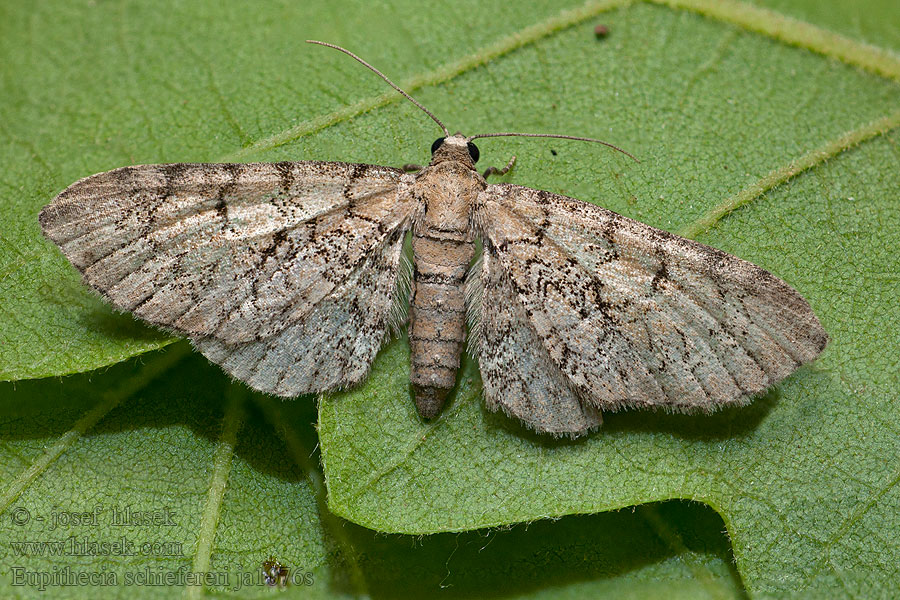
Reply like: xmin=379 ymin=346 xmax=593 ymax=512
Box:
xmin=2 ymin=0 xmax=898 ymax=597
xmin=0 ymin=348 xmax=744 ymax=598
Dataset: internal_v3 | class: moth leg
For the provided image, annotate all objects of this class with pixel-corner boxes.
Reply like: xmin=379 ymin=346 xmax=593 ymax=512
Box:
xmin=401 ymin=163 xmax=423 ymax=172
xmin=482 ymin=156 xmax=516 ymax=179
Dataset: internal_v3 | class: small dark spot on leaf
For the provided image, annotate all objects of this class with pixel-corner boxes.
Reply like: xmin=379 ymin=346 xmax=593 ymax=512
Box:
xmin=262 ymin=556 xmax=289 ymax=588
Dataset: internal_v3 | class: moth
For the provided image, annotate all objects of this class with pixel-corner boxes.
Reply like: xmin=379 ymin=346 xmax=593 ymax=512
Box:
xmin=39 ymin=41 xmax=828 ymax=436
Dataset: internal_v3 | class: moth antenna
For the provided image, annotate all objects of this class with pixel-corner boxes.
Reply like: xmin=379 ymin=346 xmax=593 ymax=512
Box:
xmin=467 ymin=132 xmax=639 ymax=163
xmin=307 ymin=40 xmax=450 ymax=137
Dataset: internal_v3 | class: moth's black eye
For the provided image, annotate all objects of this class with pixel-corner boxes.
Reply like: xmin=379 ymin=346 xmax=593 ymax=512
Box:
xmin=431 ymin=137 xmax=445 ymax=154
xmin=467 ymin=142 xmax=480 ymax=163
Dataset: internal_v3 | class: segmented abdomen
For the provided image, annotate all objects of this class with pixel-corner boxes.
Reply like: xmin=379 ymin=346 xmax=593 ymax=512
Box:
xmin=408 ymin=229 xmax=474 ymax=418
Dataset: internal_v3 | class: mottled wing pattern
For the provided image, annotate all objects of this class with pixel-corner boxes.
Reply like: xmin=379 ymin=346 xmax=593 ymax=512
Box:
xmin=471 ymin=184 xmax=828 ymax=435
xmin=40 ymin=161 xmax=418 ymax=396
xmin=468 ymin=253 xmax=604 ymax=435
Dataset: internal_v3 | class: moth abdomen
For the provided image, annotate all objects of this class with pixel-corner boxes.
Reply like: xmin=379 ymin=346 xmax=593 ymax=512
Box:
xmin=408 ymin=231 xmax=474 ymax=419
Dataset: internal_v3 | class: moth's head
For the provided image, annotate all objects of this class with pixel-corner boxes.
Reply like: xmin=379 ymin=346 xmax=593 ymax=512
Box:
xmin=430 ymin=133 xmax=480 ymax=168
